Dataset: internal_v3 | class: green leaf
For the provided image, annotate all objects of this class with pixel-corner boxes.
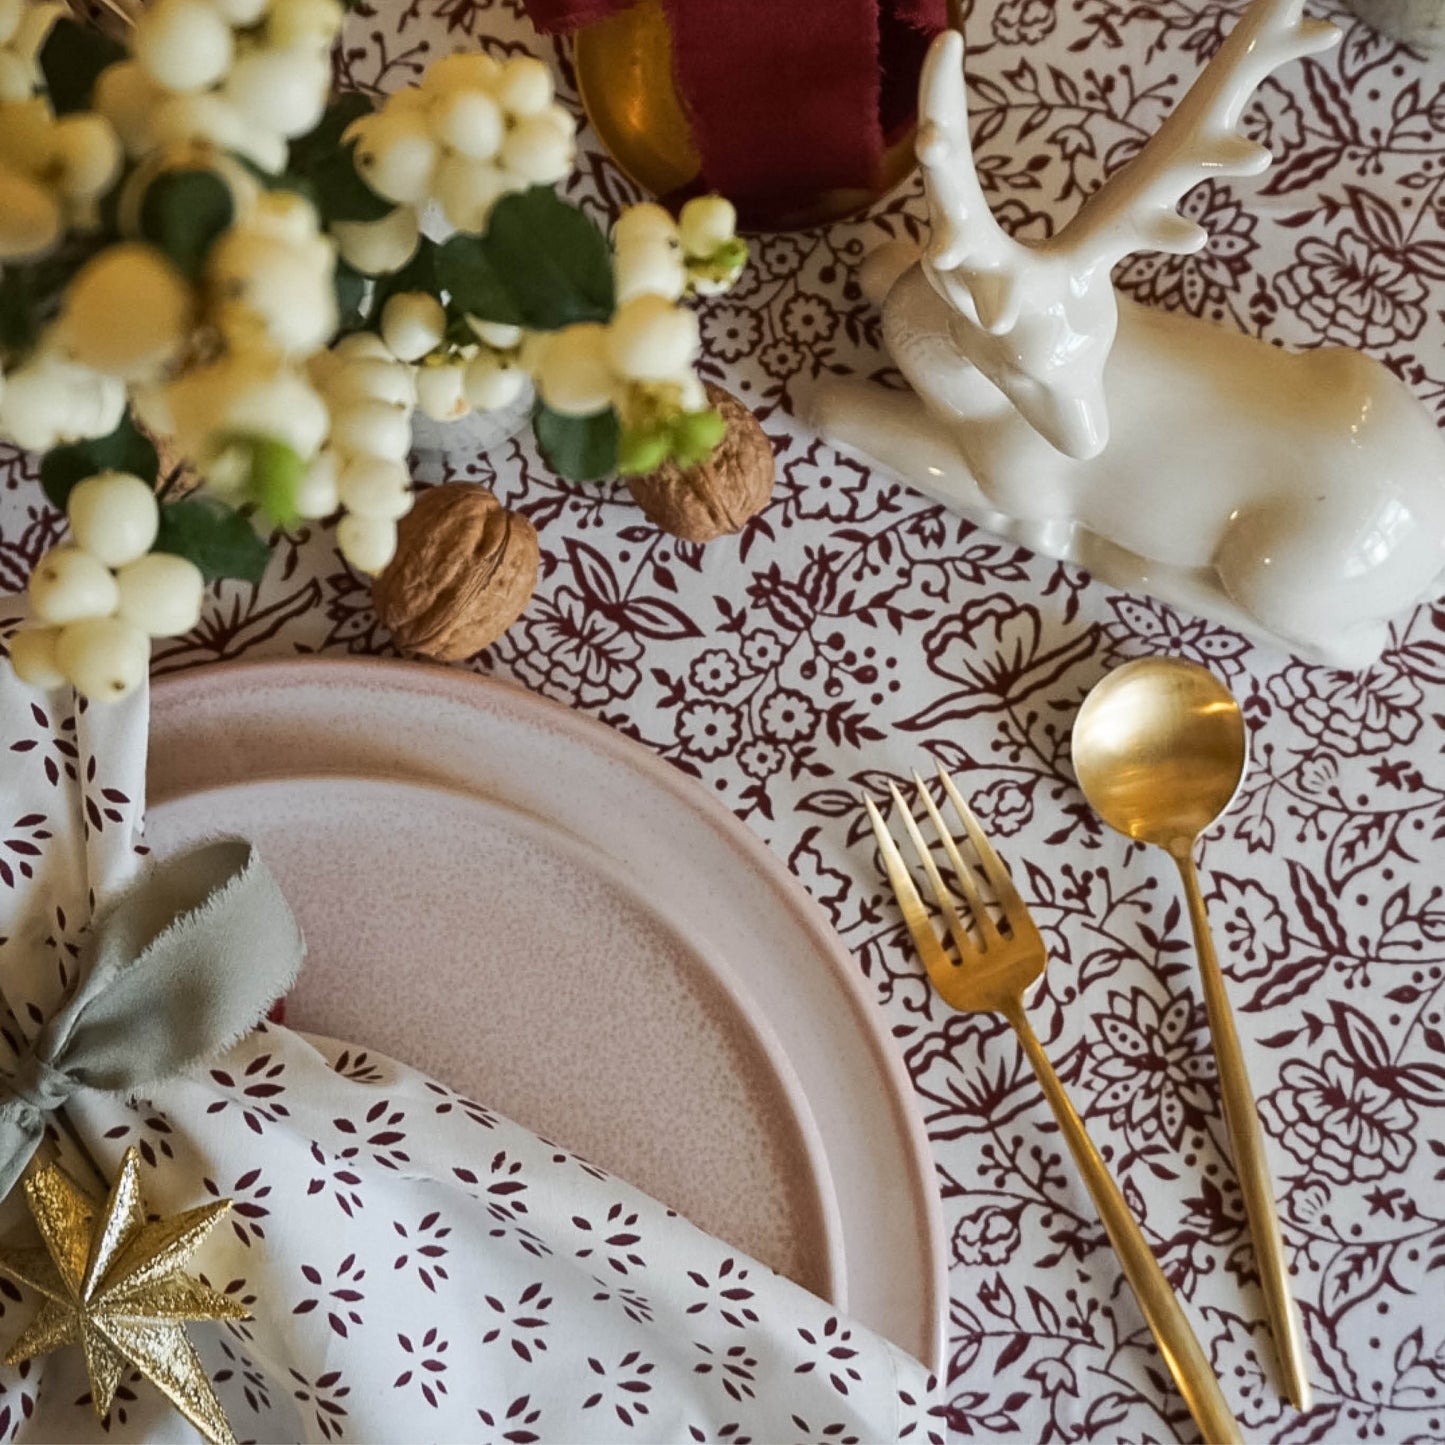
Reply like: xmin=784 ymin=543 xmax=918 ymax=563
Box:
xmin=434 ymin=235 xmax=522 ymax=327
xmin=39 ymin=18 xmax=125 ymax=115
xmin=534 ymin=403 xmax=619 ymax=482
xmin=138 ymin=170 xmax=234 ymax=281
xmin=0 ymin=270 xmax=38 ymax=354
xmin=334 ymin=255 xmax=368 ymax=332
xmin=482 ymin=188 xmax=613 ymax=330
xmin=40 ymin=412 xmax=159 ymax=511
xmin=287 ymin=93 xmax=393 ymax=223
xmin=154 ymin=495 xmax=271 ymax=584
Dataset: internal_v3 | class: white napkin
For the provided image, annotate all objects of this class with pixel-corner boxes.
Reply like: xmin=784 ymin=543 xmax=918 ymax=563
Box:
xmin=0 ymin=615 xmax=938 ymax=1443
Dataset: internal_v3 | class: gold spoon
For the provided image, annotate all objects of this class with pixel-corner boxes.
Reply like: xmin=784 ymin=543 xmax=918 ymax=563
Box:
xmin=1072 ymin=656 xmax=1311 ymax=1413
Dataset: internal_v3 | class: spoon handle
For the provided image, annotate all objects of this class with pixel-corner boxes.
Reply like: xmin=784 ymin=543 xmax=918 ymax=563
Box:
xmin=1006 ymin=1004 xmax=1244 ymax=1445
xmin=1175 ymin=852 xmax=1312 ymax=1412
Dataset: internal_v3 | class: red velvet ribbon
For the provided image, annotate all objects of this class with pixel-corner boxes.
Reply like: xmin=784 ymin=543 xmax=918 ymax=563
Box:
xmin=524 ymin=0 xmax=946 ymax=210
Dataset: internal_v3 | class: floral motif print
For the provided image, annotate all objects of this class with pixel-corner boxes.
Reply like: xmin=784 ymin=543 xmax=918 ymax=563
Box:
xmin=1 ymin=0 xmax=1442 ymax=1437
xmin=1261 ymin=1054 xmax=1418 ymax=1184
xmin=1089 ymin=987 xmax=1216 ymax=1148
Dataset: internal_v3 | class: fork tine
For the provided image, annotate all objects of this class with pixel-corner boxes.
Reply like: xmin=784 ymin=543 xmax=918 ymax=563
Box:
xmin=911 ymin=769 xmax=1002 ymax=949
xmin=863 ymin=795 xmax=955 ymax=985
xmin=936 ymin=767 xmax=1037 ymax=938
xmin=887 ymin=781 xmax=979 ymax=963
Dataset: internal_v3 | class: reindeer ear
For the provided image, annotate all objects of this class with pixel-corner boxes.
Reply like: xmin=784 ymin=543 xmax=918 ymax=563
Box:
xmin=965 ymin=269 xmax=1021 ymax=335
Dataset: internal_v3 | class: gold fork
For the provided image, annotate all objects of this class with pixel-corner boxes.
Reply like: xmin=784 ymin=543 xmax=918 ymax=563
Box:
xmin=866 ymin=767 xmax=1243 ymax=1445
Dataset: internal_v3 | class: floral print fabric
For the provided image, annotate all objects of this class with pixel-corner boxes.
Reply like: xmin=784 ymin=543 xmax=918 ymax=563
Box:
xmin=1 ymin=0 xmax=1443 ymax=1438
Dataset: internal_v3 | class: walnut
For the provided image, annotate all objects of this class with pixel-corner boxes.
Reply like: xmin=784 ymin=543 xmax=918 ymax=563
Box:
xmin=627 ymin=385 xmax=774 ymax=543
xmin=373 ymin=484 xmax=539 ymax=662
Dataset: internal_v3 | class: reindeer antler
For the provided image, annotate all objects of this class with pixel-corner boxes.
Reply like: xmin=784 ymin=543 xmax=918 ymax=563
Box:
xmin=916 ymin=29 xmax=1030 ymax=334
xmin=1061 ymin=0 xmax=1339 ymax=266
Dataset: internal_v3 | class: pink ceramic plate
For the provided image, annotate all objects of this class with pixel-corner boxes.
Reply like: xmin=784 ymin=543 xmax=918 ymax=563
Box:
xmin=147 ymin=658 xmax=946 ymax=1371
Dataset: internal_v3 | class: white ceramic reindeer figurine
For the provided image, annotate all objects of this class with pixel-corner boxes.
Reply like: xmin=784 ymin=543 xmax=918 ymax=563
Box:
xmin=811 ymin=0 xmax=1445 ymax=670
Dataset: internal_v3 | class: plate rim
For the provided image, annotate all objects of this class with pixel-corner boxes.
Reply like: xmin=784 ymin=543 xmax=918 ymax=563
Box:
xmin=149 ymin=656 xmax=947 ymax=1374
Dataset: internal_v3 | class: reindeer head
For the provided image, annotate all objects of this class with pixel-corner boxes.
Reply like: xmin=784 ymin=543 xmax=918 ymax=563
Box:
xmin=914 ymin=1 xmax=1338 ymax=461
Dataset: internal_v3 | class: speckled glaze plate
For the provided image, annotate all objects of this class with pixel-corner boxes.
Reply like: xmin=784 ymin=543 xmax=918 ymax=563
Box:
xmin=146 ymin=658 xmax=945 ymax=1372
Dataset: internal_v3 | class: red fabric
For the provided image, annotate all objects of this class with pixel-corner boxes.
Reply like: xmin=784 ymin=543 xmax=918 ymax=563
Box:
xmin=522 ymin=0 xmax=632 ymax=34
xmin=519 ymin=0 xmax=949 ymax=211
xmin=664 ymin=0 xmax=884 ymax=206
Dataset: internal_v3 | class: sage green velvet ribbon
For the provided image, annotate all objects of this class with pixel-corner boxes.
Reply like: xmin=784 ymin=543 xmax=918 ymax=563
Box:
xmin=0 ymin=840 xmax=304 ymax=1201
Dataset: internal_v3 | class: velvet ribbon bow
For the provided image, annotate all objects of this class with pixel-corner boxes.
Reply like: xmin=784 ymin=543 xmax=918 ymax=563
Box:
xmin=0 ymin=840 xmax=304 ymax=1201
xmin=523 ymin=0 xmax=948 ymax=209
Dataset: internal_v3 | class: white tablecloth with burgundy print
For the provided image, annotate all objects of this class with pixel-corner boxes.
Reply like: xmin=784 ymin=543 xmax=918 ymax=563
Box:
xmin=3 ymin=0 xmax=1444 ymax=1440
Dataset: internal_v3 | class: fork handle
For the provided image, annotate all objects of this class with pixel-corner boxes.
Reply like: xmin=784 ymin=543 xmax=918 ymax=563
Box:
xmin=1006 ymin=1005 xmax=1244 ymax=1445
xmin=1176 ymin=852 xmax=1311 ymax=1412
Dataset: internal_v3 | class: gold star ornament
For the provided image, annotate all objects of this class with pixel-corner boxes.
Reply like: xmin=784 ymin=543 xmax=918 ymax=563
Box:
xmin=0 ymin=1147 xmax=248 ymax=1445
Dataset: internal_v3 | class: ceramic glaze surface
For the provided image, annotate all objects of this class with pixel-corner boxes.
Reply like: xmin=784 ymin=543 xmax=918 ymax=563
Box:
xmin=812 ymin=0 xmax=1445 ymax=669
xmin=148 ymin=776 xmax=840 ymax=1302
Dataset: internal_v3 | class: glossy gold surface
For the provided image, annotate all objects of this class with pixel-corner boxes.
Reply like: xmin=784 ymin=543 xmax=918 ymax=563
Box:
xmin=574 ymin=0 xmax=919 ymax=231
xmin=1073 ymin=657 xmax=1312 ymax=1413
xmin=868 ymin=768 xmax=1244 ymax=1445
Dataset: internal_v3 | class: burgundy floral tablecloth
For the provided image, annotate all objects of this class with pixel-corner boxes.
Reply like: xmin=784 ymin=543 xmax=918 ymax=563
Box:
xmin=3 ymin=0 xmax=1445 ymax=1440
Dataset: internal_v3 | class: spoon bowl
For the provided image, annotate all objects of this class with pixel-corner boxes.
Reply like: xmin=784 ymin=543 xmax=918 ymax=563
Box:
xmin=1072 ymin=656 xmax=1247 ymax=857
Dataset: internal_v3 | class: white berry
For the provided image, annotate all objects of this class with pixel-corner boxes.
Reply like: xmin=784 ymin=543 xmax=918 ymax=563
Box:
xmin=347 ymin=111 xmax=437 ymax=206
xmin=499 ymin=111 xmax=573 ymax=184
xmin=464 ymin=353 xmax=526 ymax=411
xmin=332 ymin=206 xmax=419 ymax=275
xmin=606 ymin=294 xmax=700 ymax=383
xmin=415 ymin=363 xmax=470 ymax=423
xmin=66 ymin=471 xmax=160 ymax=567
xmin=56 ymin=615 xmax=150 ymax=700
xmin=59 ymin=243 xmax=193 ymax=381
xmin=8 ymin=626 xmax=67 ymax=689
xmin=207 ymin=231 xmax=337 ymax=357
xmin=0 ymin=0 xmax=23 ymax=47
xmin=91 ymin=60 xmax=161 ymax=157
xmin=326 ymin=356 xmax=416 ymax=410
xmin=29 ymin=546 xmax=120 ymax=625
xmin=466 ymin=317 xmax=522 ymax=350
xmin=0 ymin=97 xmax=55 ymax=175
xmin=225 ymin=48 xmax=330 ymax=138
xmin=495 ymin=56 xmax=553 ymax=117
xmin=294 ymin=449 xmax=340 ymax=518
xmin=614 ymin=236 xmax=686 ymax=304
xmin=134 ymin=0 xmax=235 ymax=94
xmin=434 ymin=155 xmax=508 ymax=234
xmin=423 ymin=52 xmax=501 ymax=94
xmin=209 ymin=0 xmax=267 ymax=24
xmin=0 ymin=167 xmax=59 ymax=261
xmin=336 ymin=512 xmax=396 ymax=574
xmin=613 ymin=202 xmax=677 ymax=249
xmin=678 ymin=194 xmax=737 ymax=258
xmin=535 ymin=322 xmax=615 ymax=416
xmin=332 ymin=331 xmax=396 ymax=364
xmin=431 ymin=87 xmax=503 ymax=160
xmin=380 ymin=291 xmax=445 ymax=362
xmin=115 ymin=552 xmax=205 ymax=636
xmin=329 ymin=398 xmax=412 ymax=460
xmin=48 ymin=114 xmax=122 ymax=201
xmin=152 ymin=89 xmax=245 ymax=151
xmin=337 ymin=456 xmax=413 ymax=519
xmin=263 ymin=0 xmax=342 ymax=50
